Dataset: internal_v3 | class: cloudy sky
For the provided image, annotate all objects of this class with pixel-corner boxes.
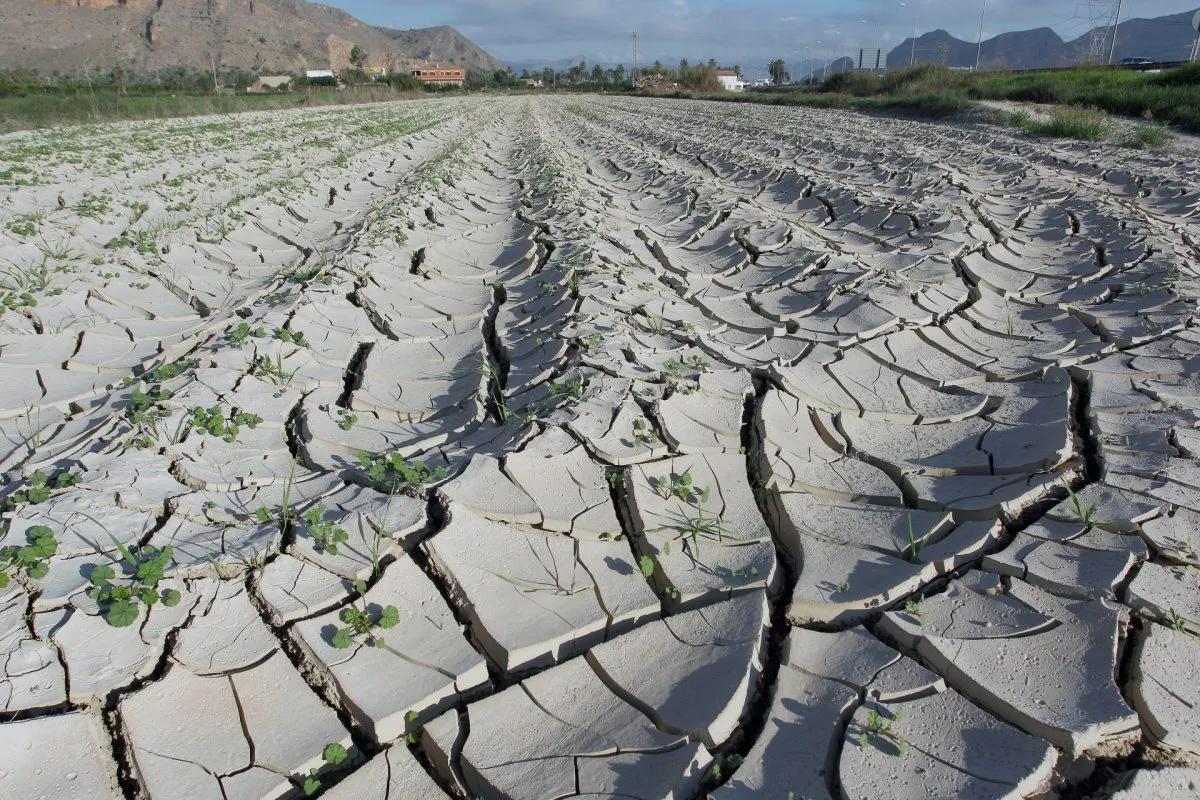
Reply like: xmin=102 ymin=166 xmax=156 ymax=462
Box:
xmin=324 ymin=0 xmax=1200 ymax=67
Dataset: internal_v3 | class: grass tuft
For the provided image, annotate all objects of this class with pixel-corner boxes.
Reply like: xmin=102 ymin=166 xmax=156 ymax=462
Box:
xmin=1012 ymin=106 xmax=1111 ymax=141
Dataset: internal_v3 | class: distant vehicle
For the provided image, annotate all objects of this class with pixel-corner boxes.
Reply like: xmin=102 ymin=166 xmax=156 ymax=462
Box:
xmin=1119 ymin=58 xmax=1155 ymax=66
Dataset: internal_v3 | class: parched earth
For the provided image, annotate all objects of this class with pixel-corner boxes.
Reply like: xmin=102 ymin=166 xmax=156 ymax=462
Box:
xmin=1 ymin=94 xmax=1200 ymax=800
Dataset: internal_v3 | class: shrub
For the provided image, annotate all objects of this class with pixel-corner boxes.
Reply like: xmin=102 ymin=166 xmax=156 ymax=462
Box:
xmin=819 ymin=71 xmax=880 ymax=96
xmin=389 ymin=73 xmax=423 ymax=92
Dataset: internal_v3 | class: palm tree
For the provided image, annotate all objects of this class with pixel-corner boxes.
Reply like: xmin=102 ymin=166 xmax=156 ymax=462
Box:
xmin=768 ymin=59 xmax=789 ymax=85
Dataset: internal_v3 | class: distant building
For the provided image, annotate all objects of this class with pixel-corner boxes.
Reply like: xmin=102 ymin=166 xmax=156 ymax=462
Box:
xmin=411 ymin=63 xmax=465 ymax=87
xmin=247 ymin=75 xmax=293 ymax=93
xmin=305 ymin=69 xmax=335 ymax=80
xmin=366 ymin=66 xmax=388 ymax=80
xmin=716 ymin=68 xmax=745 ymax=91
xmin=522 ymin=77 xmax=543 ymax=88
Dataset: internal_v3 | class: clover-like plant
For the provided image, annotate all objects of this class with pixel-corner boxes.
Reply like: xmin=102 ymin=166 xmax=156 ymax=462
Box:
xmin=0 ymin=525 xmax=58 ymax=588
xmin=357 ymin=451 xmax=446 ymax=491
xmin=89 ymin=538 xmax=181 ymax=628
xmin=547 ymin=379 xmax=584 ymax=400
xmin=650 ymin=468 xmax=709 ymax=505
xmin=187 ymin=405 xmax=262 ymax=443
xmin=631 ymin=417 xmax=658 ymax=448
xmin=227 ymin=322 xmax=267 ymax=345
xmin=302 ymin=506 xmax=349 ymax=555
xmin=3 ymin=469 xmax=78 ymax=509
xmin=302 ymin=742 xmax=349 ymax=796
xmin=331 ymin=602 xmax=400 ymax=650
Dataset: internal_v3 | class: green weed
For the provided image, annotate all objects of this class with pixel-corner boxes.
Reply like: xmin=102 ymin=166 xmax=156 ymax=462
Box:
xmin=357 ymin=451 xmax=446 ymax=490
xmin=0 ymin=525 xmax=58 ymax=587
xmin=88 ymin=538 xmax=181 ymax=627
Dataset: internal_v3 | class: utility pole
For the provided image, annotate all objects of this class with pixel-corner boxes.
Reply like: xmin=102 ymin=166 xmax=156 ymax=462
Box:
xmin=975 ymin=0 xmax=988 ymax=71
xmin=1106 ymin=0 xmax=1124 ymax=65
xmin=210 ymin=51 xmax=220 ymax=93
xmin=632 ymin=31 xmax=639 ymax=86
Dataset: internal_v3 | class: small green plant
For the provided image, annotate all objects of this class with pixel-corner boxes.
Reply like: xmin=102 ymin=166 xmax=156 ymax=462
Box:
xmin=3 ymin=469 xmax=78 ymax=509
xmin=710 ymin=753 xmax=744 ymax=781
xmin=660 ymin=505 xmax=726 ymax=552
xmin=0 ymin=525 xmax=58 ymax=587
xmin=336 ymin=408 xmax=358 ymax=431
xmin=631 ymin=417 xmax=658 ymax=448
xmin=858 ymin=708 xmax=906 ymax=757
xmin=284 ymin=257 xmax=333 ymax=285
xmin=107 ymin=229 xmax=160 ymax=256
xmin=143 ymin=359 xmax=195 ymax=383
xmin=903 ymin=597 xmax=924 ymax=624
xmin=127 ymin=386 xmax=174 ymax=427
xmin=228 ymin=322 xmax=267 ymax=345
xmin=302 ymin=506 xmax=349 ymax=555
xmin=638 ymin=554 xmax=656 ymax=579
xmin=357 ymin=451 xmax=446 ymax=490
xmin=650 ymin=469 xmax=709 ymax=504
xmin=605 ymin=467 xmax=624 ymax=490
xmin=251 ymin=352 xmax=300 ymax=386
xmin=274 ymin=327 xmax=308 ymax=347
xmin=88 ymin=538 xmax=181 ymax=628
xmin=7 ymin=219 xmax=37 ymax=238
xmin=478 ymin=361 xmax=510 ymax=423
xmin=330 ymin=602 xmax=400 ymax=649
xmin=403 ymin=710 xmax=422 ymax=745
xmin=548 ymin=379 xmax=584 ymax=400
xmin=892 ymin=513 xmax=925 ymax=562
xmin=1167 ymin=609 xmax=1190 ymax=633
xmin=72 ymin=195 xmax=111 ymax=219
xmin=1064 ymin=481 xmax=1097 ymax=526
xmin=302 ymin=742 xmax=349 ymax=796
xmin=187 ymin=405 xmax=262 ymax=443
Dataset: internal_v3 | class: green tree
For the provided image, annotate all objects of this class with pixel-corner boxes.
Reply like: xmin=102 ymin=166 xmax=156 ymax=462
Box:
xmin=349 ymin=45 xmax=367 ymax=70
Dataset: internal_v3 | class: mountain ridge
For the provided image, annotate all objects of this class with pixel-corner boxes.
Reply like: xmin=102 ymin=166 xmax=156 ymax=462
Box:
xmin=0 ymin=0 xmax=504 ymax=76
xmin=886 ymin=8 xmax=1199 ymax=69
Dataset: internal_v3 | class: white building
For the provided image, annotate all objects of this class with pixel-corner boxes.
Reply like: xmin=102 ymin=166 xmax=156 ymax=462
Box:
xmin=305 ymin=69 xmax=335 ymax=80
xmin=716 ymin=69 xmax=745 ymax=92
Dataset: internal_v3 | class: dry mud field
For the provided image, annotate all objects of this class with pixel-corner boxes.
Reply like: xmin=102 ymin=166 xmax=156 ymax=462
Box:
xmin=2 ymin=94 xmax=1200 ymax=800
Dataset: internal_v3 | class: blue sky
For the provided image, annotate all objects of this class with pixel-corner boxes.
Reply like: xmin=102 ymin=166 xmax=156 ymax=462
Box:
xmin=324 ymin=0 xmax=1200 ymax=67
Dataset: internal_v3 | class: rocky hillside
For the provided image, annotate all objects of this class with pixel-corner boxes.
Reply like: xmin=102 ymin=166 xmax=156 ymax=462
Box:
xmin=0 ymin=0 xmax=503 ymax=77
xmin=887 ymin=8 xmax=1199 ymax=69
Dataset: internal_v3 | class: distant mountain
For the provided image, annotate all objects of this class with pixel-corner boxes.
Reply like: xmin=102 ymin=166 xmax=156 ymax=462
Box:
xmin=887 ymin=8 xmax=1199 ymax=70
xmin=376 ymin=25 xmax=504 ymax=73
xmin=0 ymin=0 xmax=504 ymax=77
